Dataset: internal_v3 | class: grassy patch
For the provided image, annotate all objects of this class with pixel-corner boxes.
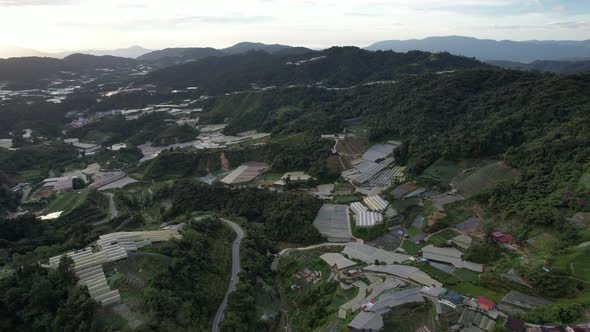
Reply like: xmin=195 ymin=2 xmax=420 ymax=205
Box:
xmin=352 ymin=223 xmax=388 ymax=241
xmin=579 ymin=171 xmax=590 ymax=190
xmin=579 ymin=228 xmax=590 ymax=242
xmin=417 ymin=262 xmax=461 ymax=285
xmin=257 ymin=172 xmax=284 ymax=181
xmin=390 ymin=199 xmax=423 ymax=227
xmin=18 ymin=168 xmax=45 ymax=183
xmin=449 ymin=282 xmax=505 ymax=302
xmin=551 ymin=246 xmax=590 ymax=282
xmin=453 ymin=269 xmax=480 ymax=283
xmin=401 ymin=240 xmax=426 ymax=255
xmin=417 ymin=160 xmax=464 ymax=189
xmin=428 ymin=229 xmax=460 ymax=246
xmin=455 ymin=160 xmax=519 ymax=198
xmin=327 ymin=287 xmax=358 ymax=312
xmin=440 ymin=200 xmax=473 ymax=225
xmin=46 ymin=190 xmax=89 ymax=213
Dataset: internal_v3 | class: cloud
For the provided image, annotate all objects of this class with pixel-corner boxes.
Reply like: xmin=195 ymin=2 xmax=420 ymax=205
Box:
xmin=185 ymin=15 xmax=274 ymax=24
xmin=492 ymin=20 xmax=590 ymax=30
xmin=0 ymin=0 xmax=73 ymax=6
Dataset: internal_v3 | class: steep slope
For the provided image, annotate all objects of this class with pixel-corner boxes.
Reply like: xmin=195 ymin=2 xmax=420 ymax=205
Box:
xmin=142 ymin=46 xmax=489 ymax=93
xmin=367 ymin=36 xmax=590 ymax=62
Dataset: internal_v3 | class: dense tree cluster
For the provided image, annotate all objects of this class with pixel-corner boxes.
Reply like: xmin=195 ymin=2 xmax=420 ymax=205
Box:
xmin=0 ymin=257 xmax=96 ymax=331
xmin=221 ymin=222 xmax=275 ymax=331
xmin=67 ymin=113 xmax=199 ymax=146
xmin=0 ymin=190 xmax=107 ymax=266
xmin=160 ymin=180 xmax=323 ymax=244
xmin=0 ymin=141 xmax=78 ymax=179
xmin=143 ymin=218 xmax=235 ymax=330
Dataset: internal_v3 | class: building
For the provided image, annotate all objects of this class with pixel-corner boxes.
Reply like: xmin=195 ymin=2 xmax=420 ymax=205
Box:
xmin=392 ymin=183 xmax=418 ymax=199
xmin=477 ymin=296 xmax=496 ymax=311
xmin=355 ymin=211 xmax=384 ymax=228
xmin=320 ymin=253 xmax=357 ymax=271
xmin=363 ymin=195 xmax=389 ymax=211
xmin=348 ymin=311 xmax=383 ymax=332
xmin=343 ymin=243 xmax=410 ymax=265
xmin=38 ymin=177 xmax=74 ymax=197
xmin=421 ymin=245 xmax=484 ymax=272
xmin=498 ymin=291 xmax=552 ymax=315
xmin=367 ymin=287 xmax=425 ymax=315
xmin=274 ymin=171 xmax=314 ymax=186
xmin=364 ymin=264 xmax=443 ymax=288
xmin=450 ymin=234 xmax=473 ymax=250
xmin=108 ymin=143 xmax=128 ymax=151
xmin=439 ymin=290 xmax=466 ymax=309
xmin=491 ymin=231 xmax=516 ymax=244
xmin=89 ymin=172 xmax=126 ymax=190
xmin=220 ymin=162 xmax=270 ymax=185
xmin=312 ymin=204 xmax=353 ymax=242
xmin=48 ymin=229 xmax=180 ymax=308
xmin=349 ymin=202 xmax=384 ymax=228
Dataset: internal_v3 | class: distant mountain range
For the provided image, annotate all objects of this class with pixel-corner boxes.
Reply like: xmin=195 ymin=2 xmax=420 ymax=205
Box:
xmin=137 ymin=42 xmax=312 ymax=64
xmin=5 ymin=37 xmax=590 ymax=63
xmin=366 ymin=36 xmax=590 ymax=63
xmin=0 ymin=46 xmax=152 ymax=60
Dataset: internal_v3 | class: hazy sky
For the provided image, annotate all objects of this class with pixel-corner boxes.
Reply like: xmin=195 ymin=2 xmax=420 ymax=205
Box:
xmin=1 ymin=0 xmax=589 ymax=51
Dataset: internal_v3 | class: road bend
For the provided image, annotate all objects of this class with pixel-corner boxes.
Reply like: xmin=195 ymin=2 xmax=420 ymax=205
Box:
xmin=212 ymin=218 xmax=244 ymax=332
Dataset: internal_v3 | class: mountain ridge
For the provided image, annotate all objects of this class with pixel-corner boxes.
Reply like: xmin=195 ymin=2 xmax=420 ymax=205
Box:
xmin=366 ymin=36 xmax=590 ymax=63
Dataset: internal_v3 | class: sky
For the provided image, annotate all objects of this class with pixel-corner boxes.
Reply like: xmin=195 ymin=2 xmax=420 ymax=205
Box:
xmin=0 ymin=0 xmax=589 ymax=52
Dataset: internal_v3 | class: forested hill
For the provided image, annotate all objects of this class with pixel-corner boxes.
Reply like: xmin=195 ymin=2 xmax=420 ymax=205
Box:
xmin=141 ymin=47 xmax=489 ymax=93
xmin=137 ymin=42 xmax=312 ymax=65
xmin=204 ymin=69 xmax=590 ymax=224
xmin=488 ymin=59 xmax=590 ymax=74
xmin=0 ymin=54 xmax=138 ymax=82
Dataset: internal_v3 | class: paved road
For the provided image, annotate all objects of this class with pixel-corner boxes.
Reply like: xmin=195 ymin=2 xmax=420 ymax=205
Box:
xmin=93 ymin=192 xmax=118 ymax=226
xmin=277 ymin=242 xmax=349 ymax=256
xmin=212 ymin=218 xmax=244 ymax=332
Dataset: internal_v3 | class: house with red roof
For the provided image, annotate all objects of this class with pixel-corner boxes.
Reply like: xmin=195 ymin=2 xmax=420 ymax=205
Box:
xmin=491 ymin=231 xmax=516 ymax=244
xmin=477 ymin=296 xmax=496 ymax=311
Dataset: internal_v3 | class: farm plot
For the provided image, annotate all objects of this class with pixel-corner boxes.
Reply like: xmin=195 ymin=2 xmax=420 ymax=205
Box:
xmin=455 ymin=161 xmax=519 ymax=198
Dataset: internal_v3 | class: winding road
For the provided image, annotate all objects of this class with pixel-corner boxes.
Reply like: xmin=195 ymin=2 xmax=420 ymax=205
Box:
xmin=93 ymin=192 xmax=118 ymax=226
xmin=212 ymin=218 xmax=244 ymax=332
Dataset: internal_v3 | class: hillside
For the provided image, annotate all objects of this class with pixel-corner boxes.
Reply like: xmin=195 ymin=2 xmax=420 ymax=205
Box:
xmin=367 ymin=36 xmax=590 ymax=62
xmin=137 ymin=47 xmax=224 ymax=64
xmin=137 ymin=42 xmax=313 ymax=65
xmin=202 ymin=69 xmax=590 ymax=225
xmin=0 ymin=54 xmax=139 ymax=82
xmin=488 ymin=59 xmax=590 ymax=74
xmin=220 ymin=41 xmax=296 ymax=54
xmin=142 ymin=46 xmax=489 ymax=93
